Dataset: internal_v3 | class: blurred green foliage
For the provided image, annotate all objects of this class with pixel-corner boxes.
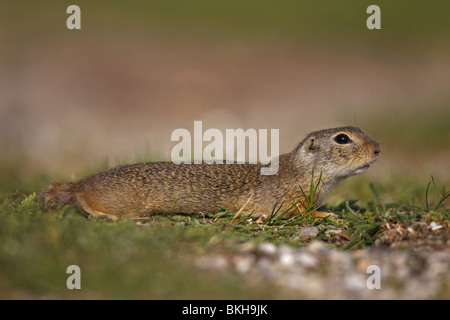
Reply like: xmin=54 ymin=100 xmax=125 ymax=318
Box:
xmin=2 ymin=1 xmax=450 ymax=42
xmin=0 ymin=193 xmax=284 ymax=299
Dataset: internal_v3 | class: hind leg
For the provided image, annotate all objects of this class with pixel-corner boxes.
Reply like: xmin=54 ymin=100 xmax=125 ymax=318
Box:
xmin=76 ymin=194 xmax=118 ymax=221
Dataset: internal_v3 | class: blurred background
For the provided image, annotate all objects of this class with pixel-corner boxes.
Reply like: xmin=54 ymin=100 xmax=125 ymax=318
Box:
xmin=0 ymin=0 xmax=449 ymax=195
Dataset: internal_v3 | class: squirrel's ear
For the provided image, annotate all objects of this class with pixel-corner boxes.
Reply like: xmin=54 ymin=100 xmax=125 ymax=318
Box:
xmin=305 ymin=138 xmax=317 ymax=152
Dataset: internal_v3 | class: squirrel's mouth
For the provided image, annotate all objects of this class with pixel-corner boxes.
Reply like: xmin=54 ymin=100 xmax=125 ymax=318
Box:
xmin=354 ymin=158 xmax=377 ymax=175
xmin=354 ymin=155 xmax=378 ymax=174
xmin=355 ymin=164 xmax=370 ymax=174
xmin=354 ymin=157 xmax=378 ymax=174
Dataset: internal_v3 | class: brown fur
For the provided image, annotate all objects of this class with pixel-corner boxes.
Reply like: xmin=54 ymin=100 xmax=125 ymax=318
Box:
xmin=39 ymin=126 xmax=380 ymax=220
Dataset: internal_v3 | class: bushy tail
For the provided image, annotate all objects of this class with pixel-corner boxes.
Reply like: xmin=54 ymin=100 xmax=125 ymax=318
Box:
xmin=39 ymin=182 xmax=77 ymax=211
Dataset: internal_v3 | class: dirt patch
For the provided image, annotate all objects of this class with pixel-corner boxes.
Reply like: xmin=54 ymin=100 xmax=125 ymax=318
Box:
xmin=194 ymin=239 xmax=450 ymax=299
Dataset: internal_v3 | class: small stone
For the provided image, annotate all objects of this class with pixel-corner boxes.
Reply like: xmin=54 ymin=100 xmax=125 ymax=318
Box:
xmin=279 ymin=251 xmax=295 ymax=267
xmin=429 ymin=221 xmax=443 ymax=231
xmin=344 ymin=274 xmax=367 ymax=291
xmin=239 ymin=241 xmax=256 ymax=253
xmin=325 ymin=229 xmax=343 ymax=235
xmin=298 ymin=226 xmax=319 ymax=238
xmin=307 ymin=240 xmax=327 ymax=253
xmin=296 ymin=252 xmax=317 ymax=268
xmin=278 ymin=244 xmax=294 ymax=254
xmin=234 ymin=255 xmax=255 ymax=274
xmin=196 ymin=254 xmax=229 ymax=271
xmin=258 ymin=242 xmax=277 ymax=256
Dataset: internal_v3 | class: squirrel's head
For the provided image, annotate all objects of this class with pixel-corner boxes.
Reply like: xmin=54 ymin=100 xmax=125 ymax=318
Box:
xmin=294 ymin=126 xmax=381 ymax=180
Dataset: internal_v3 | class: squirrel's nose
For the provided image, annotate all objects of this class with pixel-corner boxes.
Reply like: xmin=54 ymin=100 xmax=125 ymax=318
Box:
xmin=373 ymin=143 xmax=381 ymax=157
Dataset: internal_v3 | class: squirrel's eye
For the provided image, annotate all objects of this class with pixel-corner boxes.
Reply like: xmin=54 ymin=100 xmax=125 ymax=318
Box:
xmin=334 ymin=134 xmax=351 ymax=144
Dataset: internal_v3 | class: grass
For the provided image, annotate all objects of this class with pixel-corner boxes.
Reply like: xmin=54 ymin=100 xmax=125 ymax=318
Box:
xmin=0 ymin=175 xmax=448 ymax=299
xmin=0 ymin=193 xmax=284 ymax=299
xmin=425 ymin=176 xmax=450 ymax=213
xmin=4 ymin=1 xmax=450 ymax=51
xmin=258 ymin=170 xmax=323 ymax=227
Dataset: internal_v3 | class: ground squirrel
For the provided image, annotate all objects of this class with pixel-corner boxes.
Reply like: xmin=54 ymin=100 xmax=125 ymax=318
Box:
xmin=39 ymin=126 xmax=380 ymax=220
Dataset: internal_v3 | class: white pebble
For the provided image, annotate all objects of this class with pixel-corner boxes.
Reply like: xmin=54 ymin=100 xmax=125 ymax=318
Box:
xmin=279 ymin=252 xmax=295 ymax=267
xmin=429 ymin=221 xmax=443 ymax=231
xmin=296 ymin=252 xmax=317 ymax=268
xmin=258 ymin=242 xmax=277 ymax=256
xmin=325 ymin=229 xmax=343 ymax=235
xmin=298 ymin=226 xmax=319 ymax=238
